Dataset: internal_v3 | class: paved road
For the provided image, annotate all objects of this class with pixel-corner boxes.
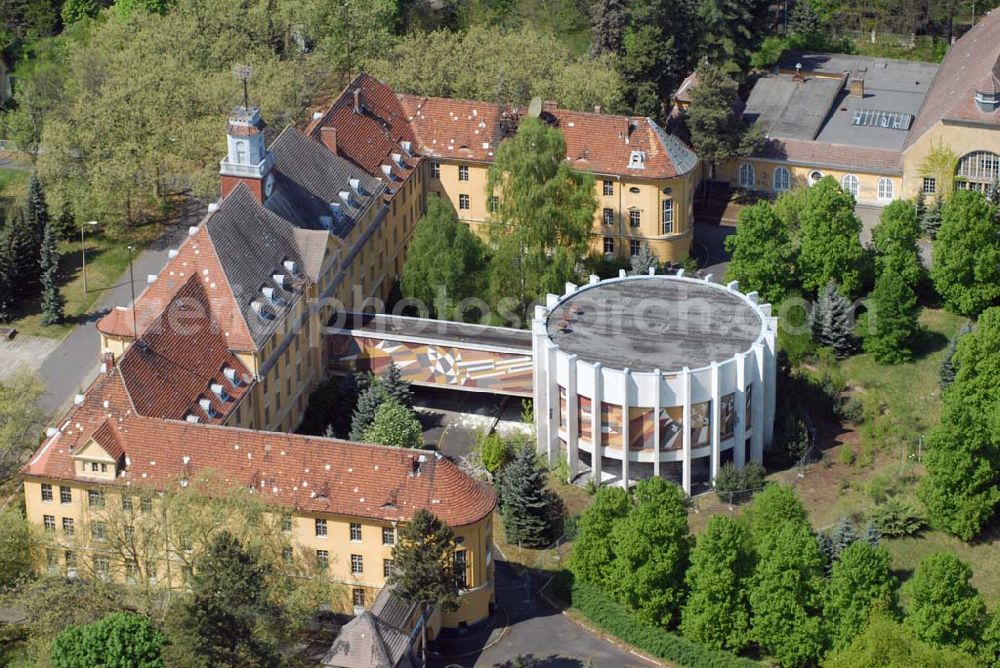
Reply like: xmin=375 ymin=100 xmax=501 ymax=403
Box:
xmin=37 ymin=211 xmax=197 ymax=414
xmin=429 ymin=562 xmax=652 ymax=668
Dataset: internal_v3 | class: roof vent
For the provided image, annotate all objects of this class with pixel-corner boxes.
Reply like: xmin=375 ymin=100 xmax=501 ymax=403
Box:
xmin=207 ymin=203 xmax=219 ymax=213
xmin=312 ymin=111 xmax=323 ymax=120
xmin=188 ymin=226 xmax=198 ymax=236
xmin=146 ymin=274 xmax=157 ymax=284
xmin=74 ymin=394 xmax=85 ymax=405
xmin=185 ymin=413 xmax=200 ymax=424
xmin=628 ymin=150 xmax=646 ymax=169
xmin=168 ymin=249 xmax=179 ymax=259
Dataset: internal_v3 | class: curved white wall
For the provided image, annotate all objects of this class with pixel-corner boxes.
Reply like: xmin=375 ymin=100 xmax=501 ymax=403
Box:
xmin=532 ymin=272 xmax=777 ymax=494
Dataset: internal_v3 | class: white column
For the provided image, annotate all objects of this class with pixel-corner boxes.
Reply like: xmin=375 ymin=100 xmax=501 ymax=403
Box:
xmin=531 ymin=308 xmax=549 ymax=456
xmin=681 ymin=366 xmax=692 ymax=495
xmin=591 ymin=363 xmax=603 ymax=484
xmin=621 ymin=369 xmax=631 ymax=489
xmin=763 ymin=316 xmax=778 ymax=446
xmin=566 ymin=356 xmax=579 ymax=482
xmin=545 ymin=343 xmax=559 ymax=466
xmin=709 ymin=362 xmax=721 ymax=484
xmin=734 ymin=353 xmax=747 ymax=469
xmin=751 ymin=343 xmax=765 ymax=464
xmin=653 ymin=369 xmax=662 ymax=480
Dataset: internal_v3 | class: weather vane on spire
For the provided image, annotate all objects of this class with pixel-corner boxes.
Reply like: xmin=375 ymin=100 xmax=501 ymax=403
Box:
xmin=233 ymin=64 xmax=253 ymax=109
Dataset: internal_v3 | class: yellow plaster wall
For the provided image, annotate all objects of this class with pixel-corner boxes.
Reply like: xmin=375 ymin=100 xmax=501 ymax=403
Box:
xmin=901 ymin=122 xmax=1000 ymax=198
xmin=716 ymin=159 xmax=903 ymax=205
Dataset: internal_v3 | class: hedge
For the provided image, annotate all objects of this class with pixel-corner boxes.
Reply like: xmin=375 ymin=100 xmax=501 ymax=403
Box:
xmin=554 ymin=573 xmax=761 ymax=668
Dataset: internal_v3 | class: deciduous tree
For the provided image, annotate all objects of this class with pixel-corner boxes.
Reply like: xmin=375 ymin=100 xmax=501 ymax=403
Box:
xmin=724 ymin=202 xmax=795 ymax=303
xmin=932 ymin=189 xmax=1000 ymax=316
xmin=0 ymin=505 xmax=31 ymax=587
xmin=903 ymin=553 xmax=987 ymax=654
xmin=826 ymin=613 xmax=980 ymax=668
xmin=872 ymin=199 xmax=924 ymax=289
xmin=680 ymin=515 xmax=752 ymax=652
xmin=487 ymin=117 xmax=596 ymax=325
xmin=590 ymin=0 xmax=628 ymax=56
xmin=0 ymin=370 xmax=46 ymax=481
xmin=745 ymin=483 xmax=809 ymax=546
xmin=797 ymin=176 xmax=865 ymax=297
xmin=864 ymin=268 xmax=920 ymax=364
xmin=823 ymin=541 xmax=896 ymax=650
xmin=362 ymin=398 xmax=423 ymax=448
xmin=570 ymin=485 xmax=630 ymax=588
xmin=52 ymin=612 xmax=167 ymax=668
xmin=609 ymin=477 xmax=690 ymax=626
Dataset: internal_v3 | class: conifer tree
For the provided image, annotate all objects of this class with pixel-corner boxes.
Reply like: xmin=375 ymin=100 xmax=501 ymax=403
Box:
xmin=499 ymin=445 xmax=555 ymax=548
xmin=922 ymin=195 xmax=943 ymax=238
xmin=864 ymin=268 xmax=920 ymax=364
xmin=590 ymin=0 xmax=627 ymax=56
xmin=0 ymin=225 xmax=14 ymax=323
xmin=939 ymin=322 xmax=972 ymax=392
xmin=39 ymin=220 xmax=65 ymax=325
xmin=812 ymin=281 xmax=856 ymax=358
xmin=381 ymin=362 xmax=413 ymax=407
xmin=25 ymin=173 xmax=49 ymax=251
xmin=6 ymin=209 xmax=40 ymax=297
xmin=349 ymin=376 xmax=385 ymax=441
xmin=629 ymin=241 xmax=659 ymax=275
xmin=362 ymin=398 xmax=423 ymax=448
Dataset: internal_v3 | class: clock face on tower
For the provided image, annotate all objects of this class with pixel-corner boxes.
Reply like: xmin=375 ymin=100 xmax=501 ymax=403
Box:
xmin=264 ymin=172 xmax=275 ymax=198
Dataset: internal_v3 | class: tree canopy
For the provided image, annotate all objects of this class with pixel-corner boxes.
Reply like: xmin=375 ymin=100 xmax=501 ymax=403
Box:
xmin=570 ymin=485 xmax=630 ymax=588
xmin=797 ymin=177 xmax=865 ymax=297
xmin=931 ymin=189 xmax=1000 ymax=317
xmin=362 ymin=397 xmax=424 ymax=448
xmin=903 ymin=553 xmax=987 ymax=654
xmin=685 ymin=63 xmax=764 ymax=170
xmin=872 ymin=199 xmax=924 ymax=289
xmin=52 ymin=612 xmax=167 ymax=668
xmin=724 ymin=201 xmax=795 ymax=303
xmin=826 ymin=613 xmax=980 ymax=668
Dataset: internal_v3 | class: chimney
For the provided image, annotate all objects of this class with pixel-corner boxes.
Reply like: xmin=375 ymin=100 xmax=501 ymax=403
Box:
xmin=543 ymin=100 xmax=557 ymax=112
xmin=593 ymin=105 xmax=602 ymax=114
xmin=352 ymin=89 xmax=361 ymax=114
xmin=849 ymin=77 xmax=865 ymax=97
xmin=320 ymin=126 xmax=338 ymax=154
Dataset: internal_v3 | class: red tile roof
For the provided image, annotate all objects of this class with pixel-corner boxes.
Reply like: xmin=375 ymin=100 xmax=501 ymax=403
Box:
xmin=23 ymin=369 xmax=495 ymax=527
xmin=116 ymin=275 xmax=253 ymax=424
xmin=307 ymin=73 xmax=420 ymax=191
xmin=97 ymin=223 xmax=255 ymax=350
xmin=905 ymin=9 xmax=1000 ymax=148
xmin=398 ymin=94 xmax=505 ymax=163
xmin=757 ymin=137 xmax=903 ymax=174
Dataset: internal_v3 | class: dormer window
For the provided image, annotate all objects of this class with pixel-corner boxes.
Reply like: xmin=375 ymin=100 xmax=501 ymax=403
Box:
xmin=283 ymin=259 xmax=297 ymax=275
xmin=198 ymin=397 xmax=218 ymax=419
xmin=272 ymin=274 xmax=286 ymax=288
xmin=210 ymin=382 xmax=230 ymax=402
xmin=401 ymin=140 xmax=413 ymax=156
xmin=349 ymin=178 xmax=363 ymax=196
xmin=628 ymin=150 xmax=646 ymax=169
xmin=392 ymin=153 xmax=405 ymax=169
xmin=185 ymin=413 xmax=200 ymax=424
xmin=223 ymin=366 xmax=240 ymax=387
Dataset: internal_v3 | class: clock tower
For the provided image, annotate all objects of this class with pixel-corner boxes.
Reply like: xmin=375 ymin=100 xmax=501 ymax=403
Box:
xmin=219 ymin=104 xmax=275 ymax=203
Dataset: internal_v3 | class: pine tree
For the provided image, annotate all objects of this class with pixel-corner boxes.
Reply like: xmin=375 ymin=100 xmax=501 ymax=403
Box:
xmin=939 ymin=322 xmax=972 ymax=392
xmin=860 ymin=520 xmax=882 ymax=547
xmin=388 ymin=509 xmax=459 ymax=666
xmin=6 ymin=209 xmax=40 ymax=297
xmin=812 ymin=281 xmax=856 ymax=358
xmin=590 ymin=0 xmax=627 ymax=56
xmin=499 ymin=445 xmax=555 ymax=548
xmin=39 ymin=220 xmax=65 ymax=326
xmin=922 ymin=196 xmax=943 ymax=238
xmin=0 ymin=224 xmax=14 ymax=323
xmin=349 ymin=380 xmax=386 ymax=441
xmin=628 ymin=241 xmax=659 ymax=275
xmin=864 ymin=268 xmax=920 ymax=364
xmin=381 ymin=362 xmax=413 ymax=407
xmin=25 ymin=174 xmax=49 ymax=252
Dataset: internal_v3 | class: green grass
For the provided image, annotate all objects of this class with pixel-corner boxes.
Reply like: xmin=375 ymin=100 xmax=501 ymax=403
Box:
xmin=887 ymin=527 xmax=1000 ymax=607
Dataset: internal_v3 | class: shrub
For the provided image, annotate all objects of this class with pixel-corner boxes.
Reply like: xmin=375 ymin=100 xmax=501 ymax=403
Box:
xmin=714 ymin=462 xmax=766 ymax=502
xmin=838 ymin=446 xmax=856 ymax=466
xmin=478 ymin=432 xmax=513 ymax=475
xmin=866 ymin=498 xmax=926 ymax=537
xmin=838 ymin=397 xmax=865 ymax=424
xmin=561 ymin=576 xmax=761 ymax=668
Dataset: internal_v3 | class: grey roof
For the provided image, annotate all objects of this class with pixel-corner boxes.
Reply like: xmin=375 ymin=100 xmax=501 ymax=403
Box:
xmin=335 ymin=313 xmax=532 ymax=352
xmin=265 ymin=126 xmax=385 ymax=238
xmin=778 ymin=52 xmax=938 ymax=92
xmin=650 ymin=119 xmax=700 ymax=175
xmin=206 ymin=185 xmax=309 ymax=349
xmin=744 ymin=74 xmax=845 ymax=140
xmin=322 ymin=586 xmax=417 ymax=668
xmin=546 ymin=277 xmax=764 ymax=373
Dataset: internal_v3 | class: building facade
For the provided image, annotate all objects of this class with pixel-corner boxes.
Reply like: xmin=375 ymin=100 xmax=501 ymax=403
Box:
xmin=532 ymin=273 xmax=777 ymax=494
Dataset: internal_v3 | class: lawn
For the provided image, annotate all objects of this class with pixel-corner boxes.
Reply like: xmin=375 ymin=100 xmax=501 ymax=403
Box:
xmin=887 ymin=526 xmax=1000 ymax=607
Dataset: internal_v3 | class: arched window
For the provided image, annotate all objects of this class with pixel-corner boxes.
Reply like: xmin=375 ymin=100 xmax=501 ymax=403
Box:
xmin=808 ymin=170 xmax=823 ymax=186
xmin=877 ymin=177 xmax=894 ymax=201
xmin=235 ymin=141 xmax=247 ymax=164
xmin=773 ymin=166 xmax=790 ymax=192
xmin=841 ymin=174 xmax=859 ymax=199
xmin=956 ymin=151 xmax=1000 ymax=192
xmin=739 ymin=162 xmax=755 ymax=189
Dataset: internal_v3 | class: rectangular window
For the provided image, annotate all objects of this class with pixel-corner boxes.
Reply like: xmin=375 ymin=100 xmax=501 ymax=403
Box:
xmin=91 ymin=521 xmax=106 ymax=541
xmin=630 ymin=239 xmax=641 ymax=257
xmin=629 ymin=210 xmax=641 ymax=228
xmin=662 ymin=199 xmax=673 ymax=234
xmin=281 ymin=514 xmax=292 ymax=533
xmin=351 ymin=554 xmax=363 ymax=574
xmin=454 ymin=550 xmax=468 ymax=588
xmin=91 ymin=462 xmax=99 ymax=472
xmin=459 ymin=194 xmax=470 ymax=210
xmin=140 ymin=497 xmax=152 ymax=514
xmin=46 ymin=549 xmax=59 ymax=574
xmin=603 ymin=207 xmax=614 ymax=226
xmin=146 ymin=561 xmax=157 ymax=585
xmin=382 ymin=527 xmax=395 ymax=546
xmin=458 ymin=165 xmax=469 ymax=181
xmin=41 ymin=483 xmax=53 ymax=502
xmin=126 ymin=560 xmax=138 ymax=584
xmin=923 ymin=177 xmax=936 ymax=194
xmin=603 ymin=180 xmax=614 ymax=196
xmin=315 ymin=518 xmax=327 ymax=537
xmin=65 ymin=551 xmax=77 ymax=578
xmin=94 ymin=556 xmax=109 ymax=580
xmin=603 ymin=237 xmax=614 ymax=255
xmin=60 ymin=486 xmax=72 ymax=504
xmin=62 ymin=517 xmax=75 ymax=535
xmin=350 ymin=522 xmax=362 ymax=542
xmin=282 ymin=547 xmax=293 ymax=566
xmin=88 ymin=490 xmax=105 ymax=508
xmin=316 ymin=549 xmax=329 ymax=570
xmin=430 ymin=162 xmax=440 ymax=178
xmin=352 ymin=588 xmax=366 ymax=607
xmin=43 ymin=514 xmax=56 ymax=532
xmin=489 ymin=195 xmax=498 ymax=212
xmin=383 ymin=559 xmax=394 ymax=578
xmin=122 ymin=495 xmax=132 ymax=512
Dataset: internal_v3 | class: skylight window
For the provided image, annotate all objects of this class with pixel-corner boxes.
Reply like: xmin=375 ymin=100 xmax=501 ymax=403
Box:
xmin=851 ymin=109 xmax=912 ymax=131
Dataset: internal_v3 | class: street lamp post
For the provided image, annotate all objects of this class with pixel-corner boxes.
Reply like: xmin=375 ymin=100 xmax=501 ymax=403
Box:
xmin=81 ymin=220 xmax=99 ymax=293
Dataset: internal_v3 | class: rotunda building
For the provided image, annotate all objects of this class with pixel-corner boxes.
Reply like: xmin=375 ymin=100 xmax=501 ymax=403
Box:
xmin=531 ymin=271 xmax=777 ymax=494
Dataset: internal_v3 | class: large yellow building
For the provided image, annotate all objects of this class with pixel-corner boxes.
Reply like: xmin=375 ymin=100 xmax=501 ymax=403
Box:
xmin=717 ymin=9 xmax=1000 ymax=202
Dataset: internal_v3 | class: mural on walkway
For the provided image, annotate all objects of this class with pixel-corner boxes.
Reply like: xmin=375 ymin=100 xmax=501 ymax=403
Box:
xmin=328 ymin=334 xmax=534 ymax=396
